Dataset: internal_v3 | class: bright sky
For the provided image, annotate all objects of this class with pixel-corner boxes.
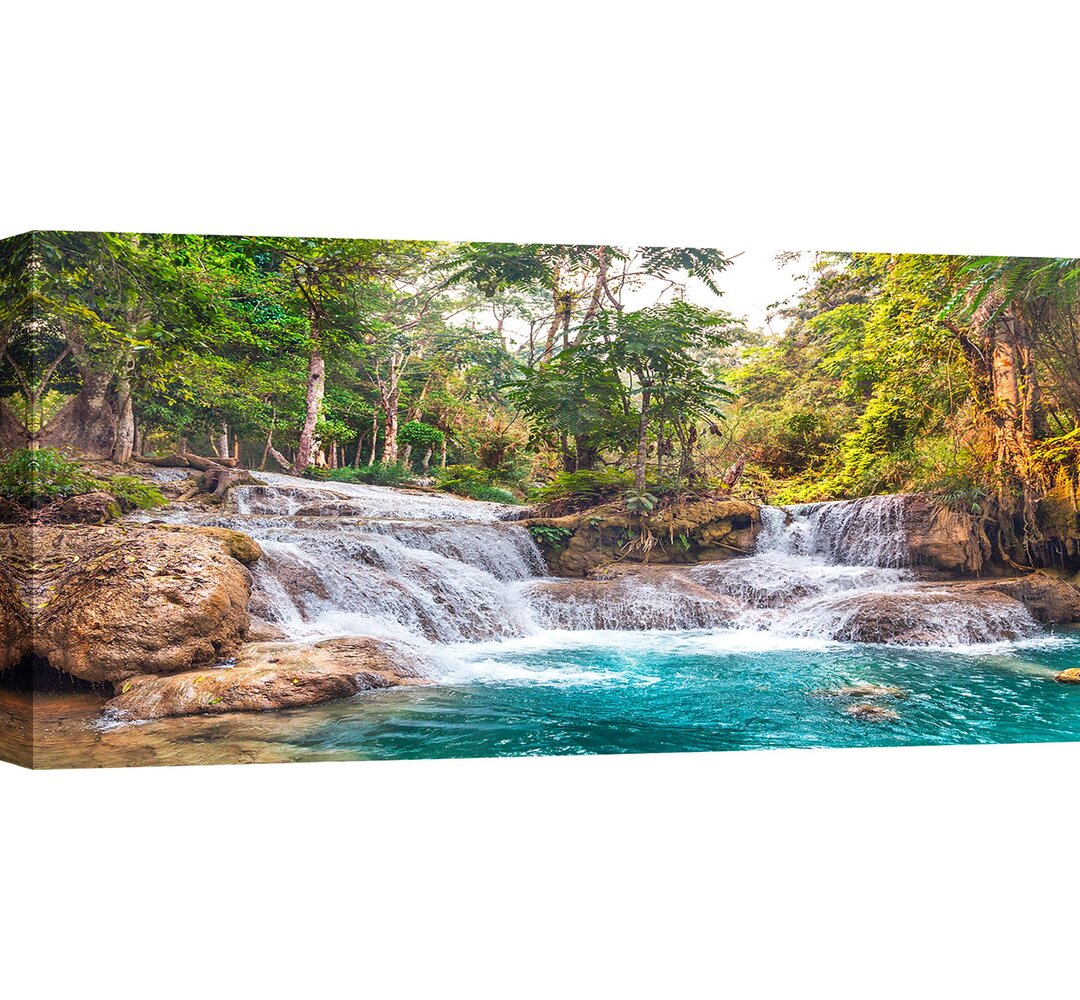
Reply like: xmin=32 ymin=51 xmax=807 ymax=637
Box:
xmin=682 ymin=248 xmax=811 ymax=334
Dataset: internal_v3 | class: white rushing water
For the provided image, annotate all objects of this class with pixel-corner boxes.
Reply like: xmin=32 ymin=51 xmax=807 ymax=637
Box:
xmin=151 ymin=478 xmax=1044 ymax=674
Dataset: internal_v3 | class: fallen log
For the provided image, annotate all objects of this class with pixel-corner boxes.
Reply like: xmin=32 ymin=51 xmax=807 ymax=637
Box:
xmin=133 ymin=453 xmax=239 ymax=470
xmin=133 ymin=453 xmax=190 ymax=468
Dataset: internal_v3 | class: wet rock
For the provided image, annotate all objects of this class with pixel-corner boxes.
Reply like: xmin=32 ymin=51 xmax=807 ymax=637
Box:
xmin=1055 ymin=668 xmax=1080 ymax=684
xmin=843 ymin=703 xmax=900 ymax=722
xmin=970 ymin=572 xmax=1080 ymax=624
xmin=781 ymin=586 xmax=1035 ymax=645
xmin=525 ymin=568 xmax=741 ymax=630
xmin=153 ymin=524 xmax=263 ymax=565
xmin=31 ymin=524 xmax=255 ymax=684
xmin=104 ymin=637 xmax=430 ymax=719
xmin=247 ymin=620 xmax=289 ymax=642
xmin=814 ymin=683 xmax=907 ymax=699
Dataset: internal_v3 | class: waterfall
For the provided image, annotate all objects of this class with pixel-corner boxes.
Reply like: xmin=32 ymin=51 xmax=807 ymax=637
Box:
xmin=149 ymin=478 xmax=1038 ymax=653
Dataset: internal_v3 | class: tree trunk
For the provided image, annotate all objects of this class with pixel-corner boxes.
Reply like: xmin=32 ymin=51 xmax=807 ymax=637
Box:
xmin=961 ymin=298 xmax=1048 ymax=556
xmin=368 ymin=416 xmax=379 ymax=465
xmin=38 ymin=370 xmax=117 ymax=458
xmin=353 ymin=433 xmax=365 ymax=467
xmin=110 ymin=380 xmax=135 ymax=464
xmin=421 ymin=446 xmax=433 ymax=472
xmin=380 ymin=394 xmax=400 ymax=464
xmin=439 ymin=435 xmax=447 ymax=468
xmin=216 ymin=423 xmax=230 ymax=462
xmin=573 ymin=434 xmax=599 ymax=471
xmin=290 ymin=343 xmax=325 ymax=474
xmin=634 ymin=387 xmax=651 ymax=493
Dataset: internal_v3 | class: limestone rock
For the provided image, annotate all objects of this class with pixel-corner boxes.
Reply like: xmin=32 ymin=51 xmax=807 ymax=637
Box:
xmin=902 ymin=495 xmax=989 ymax=574
xmin=39 ymin=491 xmax=121 ymax=524
xmin=103 ymin=637 xmax=430 ymax=719
xmin=973 ymin=572 xmax=1080 ymax=624
xmin=1055 ymin=668 xmax=1080 ymax=684
xmin=31 ymin=524 xmax=256 ymax=684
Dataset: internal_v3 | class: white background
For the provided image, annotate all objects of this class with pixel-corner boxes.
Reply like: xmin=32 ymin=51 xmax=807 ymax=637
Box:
xmin=2 ymin=3 xmax=1079 ymax=997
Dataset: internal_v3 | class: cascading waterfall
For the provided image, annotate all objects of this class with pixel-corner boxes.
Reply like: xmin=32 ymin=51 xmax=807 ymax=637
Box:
xmin=151 ymin=477 xmax=1041 ymax=669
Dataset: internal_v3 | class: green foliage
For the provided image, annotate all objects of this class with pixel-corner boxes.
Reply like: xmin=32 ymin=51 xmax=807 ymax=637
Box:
xmin=459 ymin=484 xmax=519 ymax=504
xmin=397 ymin=420 xmax=444 ymax=448
xmin=435 ymin=464 xmax=518 ymax=504
xmin=0 ymin=449 xmax=165 ymax=510
xmin=107 ymin=476 xmax=167 ymax=511
xmin=0 ymin=448 xmax=101 ymax=504
xmin=623 ymin=488 xmax=659 ymax=513
xmin=528 ymin=523 xmax=573 ymax=548
xmin=531 ymin=469 xmax=633 ymax=506
xmin=309 ymin=463 xmax=414 ymax=487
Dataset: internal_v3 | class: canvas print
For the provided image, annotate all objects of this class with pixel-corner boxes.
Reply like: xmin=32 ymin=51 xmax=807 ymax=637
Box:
xmin=1 ymin=232 xmax=1078 ymax=769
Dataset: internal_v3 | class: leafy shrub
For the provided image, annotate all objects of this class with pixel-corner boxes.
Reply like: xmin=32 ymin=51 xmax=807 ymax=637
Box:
xmin=0 ymin=449 xmax=165 ymax=510
xmin=0 ymin=448 xmax=102 ymax=505
xmin=623 ymin=488 xmax=659 ymax=514
xmin=531 ymin=469 xmax=633 ymax=508
xmin=107 ymin=476 xmax=166 ymax=511
xmin=397 ymin=420 xmax=444 ymax=449
xmin=433 ymin=465 xmax=518 ymax=504
xmin=316 ymin=463 xmax=414 ymax=487
xmin=460 ymin=484 xmax=519 ymax=504
xmin=436 ymin=464 xmax=493 ymax=490
xmin=528 ymin=523 xmax=573 ymax=548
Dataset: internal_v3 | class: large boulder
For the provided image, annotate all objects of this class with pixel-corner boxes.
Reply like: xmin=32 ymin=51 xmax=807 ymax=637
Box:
xmin=38 ymin=491 xmax=122 ymax=524
xmin=524 ymin=568 xmax=741 ymax=630
xmin=31 ymin=524 xmax=256 ymax=684
xmin=103 ymin=637 xmax=430 ymax=720
xmin=528 ymin=498 xmax=759 ymax=577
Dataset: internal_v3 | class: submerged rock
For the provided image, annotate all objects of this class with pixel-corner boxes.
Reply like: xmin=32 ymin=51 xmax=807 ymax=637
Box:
xmin=813 ymin=683 xmax=908 ymax=699
xmin=524 ymin=568 xmax=741 ymax=630
xmin=104 ymin=637 xmax=430 ymax=719
xmin=30 ymin=524 xmax=256 ymax=684
xmin=843 ymin=703 xmax=900 ymax=722
xmin=1055 ymin=668 xmax=1080 ymax=684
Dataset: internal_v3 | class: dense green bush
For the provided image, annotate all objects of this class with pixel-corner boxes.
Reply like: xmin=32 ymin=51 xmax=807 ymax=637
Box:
xmin=460 ymin=484 xmax=518 ymax=504
xmin=397 ymin=420 xmax=444 ymax=449
xmin=528 ymin=523 xmax=573 ymax=548
xmin=108 ymin=475 xmax=167 ymax=511
xmin=312 ymin=463 xmax=414 ymax=487
xmin=531 ymin=468 xmax=633 ymax=507
xmin=435 ymin=465 xmax=519 ymax=504
xmin=0 ymin=449 xmax=165 ymax=510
